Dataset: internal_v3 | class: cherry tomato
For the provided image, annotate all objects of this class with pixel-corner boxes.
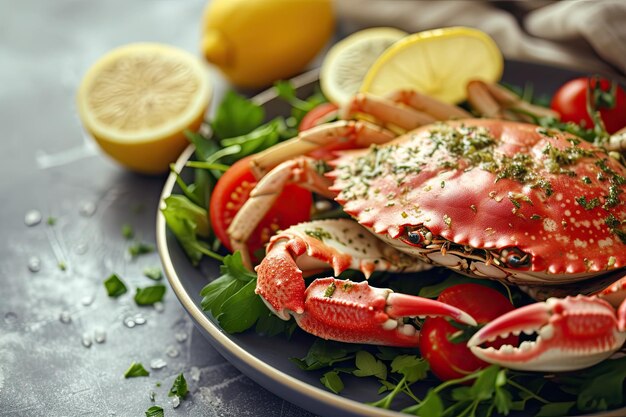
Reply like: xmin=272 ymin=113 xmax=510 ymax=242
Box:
xmin=419 ymin=284 xmax=517 ymax=381
xmin=550 ymin=77 xmax=626 ymax=134
xmin=209 ymin=155 xmax=313 ymax=260
xmin=299 ymin=102 xmax=338 ymax=132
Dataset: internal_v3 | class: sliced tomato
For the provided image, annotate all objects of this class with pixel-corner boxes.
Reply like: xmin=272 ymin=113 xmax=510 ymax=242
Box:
xmin=550 ymin=77 xmax=626 ymax=134
xmin=209 ymin=155 xmax=313 ymax=260
xmin=299 ymin=102 xmax=339 ymax=132
xmin=419 ymin=284 xmax=517 ymax=381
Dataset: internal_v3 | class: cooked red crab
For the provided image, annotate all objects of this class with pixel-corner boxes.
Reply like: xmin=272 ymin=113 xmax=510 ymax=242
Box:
xmin=225 ymin=89 xmax=626 ymax=372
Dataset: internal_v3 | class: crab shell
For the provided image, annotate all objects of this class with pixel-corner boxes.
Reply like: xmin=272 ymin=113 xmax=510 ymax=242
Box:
xmin=329 ymin=119 xmax=626 ymax=285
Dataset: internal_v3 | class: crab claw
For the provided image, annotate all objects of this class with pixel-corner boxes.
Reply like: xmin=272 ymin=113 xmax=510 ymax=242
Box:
xmin=467 ymin=296 xmax=626 ymax=371
xmin=255 ymin=219 xmax=474 ymax=347
xmin=296 ymin=278 xmax=476 ymax=346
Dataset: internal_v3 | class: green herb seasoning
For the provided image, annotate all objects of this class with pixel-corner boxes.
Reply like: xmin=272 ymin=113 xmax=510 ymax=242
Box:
xmin=124 ymin=362 xmax=149 ymax=378
xmin=104 ymin=274 xmax=127 ymax=297
xmin=134 ymin=284 xmax=166 ymax=305
xmin=324 ymin=282 xmax=336 ymax=298
xmin=305 ymin=228 xmax=333 ymax=242
xmin=144 ymin=406 xmax=164 ymax=417
xmin=121 ymin=224 xmax=134 ymax=239
xmin=143 ymin=267 xmax=163 ymax=281
xmin=168 ymin=373 xmax=188 ymax=399
xmin=129 ymin=242 xmax=155 ymax=258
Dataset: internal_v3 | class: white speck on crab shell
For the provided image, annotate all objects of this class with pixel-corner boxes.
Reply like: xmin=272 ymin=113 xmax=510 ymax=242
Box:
xmin=574 ymin=239 xmax=588 ymax=248
xmin=543 ymin=218 xmax=558 ymax=232
xmin=599 ymin=238 xmax=614 ymax=248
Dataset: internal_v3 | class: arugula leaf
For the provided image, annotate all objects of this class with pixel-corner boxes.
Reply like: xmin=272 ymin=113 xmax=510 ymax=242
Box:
xmin=104 ymin=274 xmax=127 ymax=297
xmin=185 ymin=130 xmax=220 ymax=163
xmin=321 ymin=370 xmax=344 ymax=394
xmin=291 ymin=339 xmax=360 ymax=371
xmin=162 ymin=195 xmax=220 ymax=266
xmin=128 ymin=242 xmax=154 ymax=258
xmin=124 ymin=362 xmax=149 ymax=378
xmin=134 ymin=284 xmax=166 ymax=306
xmin=143 ymin=267 xmax=163 ymax=281
xmin=211 ymin=90 xmax=265 ymax=139
xmin=144 ymin=406 xmax=164 ymax=417
xmin=219 ymin=118 xmax=284 ymax=163
xmin=353 ymin=351 xmax=387 ymax=380
xmin=168 ymin=373 xmax=188 ymax=399
xmin=162 ymin=195 xmax=210 ymax=238
xmin=200 ymin=252 xmax=256 ymax=316
xmin=274 ymin=80 xmax=328 ymax=125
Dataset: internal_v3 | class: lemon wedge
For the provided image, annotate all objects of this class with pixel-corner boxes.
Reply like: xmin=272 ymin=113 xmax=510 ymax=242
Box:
xmin=360 ymin=27 xmax=503 ymax=104
xmin=320 ymin=27 xmax=407 ymax=106
xmin=77 ymin=43 xmax=212 ymax=174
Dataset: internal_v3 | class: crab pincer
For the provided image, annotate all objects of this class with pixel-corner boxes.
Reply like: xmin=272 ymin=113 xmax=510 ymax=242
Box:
xmin=255 ymin=219 xmax=475 ymax=346
xmin=467 ymin=295 xmax=626 ymax=372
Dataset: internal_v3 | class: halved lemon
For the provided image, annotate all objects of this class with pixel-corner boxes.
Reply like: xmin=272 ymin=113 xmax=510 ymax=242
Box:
xmin=77 ymin=43 xmax=212 ymax=174
xmin=320 ymin=27 xmax=407 ymax=106
xmin=360 ymin=27 xmax=503 ymax=104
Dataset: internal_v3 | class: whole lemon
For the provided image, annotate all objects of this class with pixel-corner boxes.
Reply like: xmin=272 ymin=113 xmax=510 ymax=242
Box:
xmin=201 ymin=0 xmax=335 ymax=88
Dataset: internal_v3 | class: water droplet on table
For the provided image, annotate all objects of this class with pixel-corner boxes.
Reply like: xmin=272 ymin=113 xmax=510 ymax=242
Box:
xmin=27 ymin=256 xmax=41 ymax=272
xmin=149 ymin=391 xmax=156 ymax=402
xmin=75 ymin=242 xmax=88 ymax=255
xmin=175 ymin=332 xmax=188 ymax=343
xmin=81 ymin=295 xmax=94 ymax=306
xmin=82 ymin=333 xmax=93 ymax=348
xmin=59 ymin=311 xmax=72 ymax=324
xmin=172 ymin=396 xmax=181 ymax=408
xmin=4 ymin=312 xmax=17 ymax=323
xmin=123 ymin=317 xmax=136 ymax=328
xmin=24 ymin=210 xmax=42 ymax=227
xmin=134 ymin=314 xmax=146 ymax=325
xmin=79 ymin=201 xmax=96 ymax=217
xmin=165 ymin=346 xmax=179 ymax=358
xmin=153 ymin=302 xmax=164 ymax=313
xmin=94 ymin=328 xmax=106 ymax=343
xmin=190 ymin=366 xmax=201 ymax=382
xmin=150 ymin=358 xmax=167 ymax=369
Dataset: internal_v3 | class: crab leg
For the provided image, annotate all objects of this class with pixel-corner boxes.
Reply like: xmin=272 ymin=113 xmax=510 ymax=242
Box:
xmin=467 ymin=80 xmax=560 ymax=122
xmin=342 ymin=91 xmax=471 ymax=132
xmin=255 ymin=219 xmax=475 ymax=346
xmin=467 ymin=295 xmax=626 ymax=371
xmin=250 ymin=120 xmax=395 ymax=178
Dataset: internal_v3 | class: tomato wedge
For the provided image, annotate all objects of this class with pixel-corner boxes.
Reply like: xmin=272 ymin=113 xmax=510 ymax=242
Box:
xmin=419 ymin=284 xmax=517 ymax=381
xmin=299 ymin=102 xmax=338 ymax=132
xmin=209 ymin=155 xmax=313 ymax=260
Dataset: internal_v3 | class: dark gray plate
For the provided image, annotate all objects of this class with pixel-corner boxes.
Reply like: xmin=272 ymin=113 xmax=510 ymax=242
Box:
xmin=157 ymin=61 xmax=626 ymax=417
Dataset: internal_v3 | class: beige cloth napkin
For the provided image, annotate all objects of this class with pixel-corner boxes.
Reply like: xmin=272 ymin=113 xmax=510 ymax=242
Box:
xmin=336 ymin=0 xmax=626 ymax=77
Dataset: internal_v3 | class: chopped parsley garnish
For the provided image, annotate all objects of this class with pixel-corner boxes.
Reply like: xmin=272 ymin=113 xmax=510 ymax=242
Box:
xmin=305 ymin=228 xmax=333 ymax=242
xmin=143 ymin=267 xmax=163 ymax=281
xmin=134 ymin=284 xmax=166 ymax=305
xmin=124 ymin=362 xmax=149 ymax=378
xmin=47 ymin=216 xmax=57 ymax=226
xmin=324 ymin=282 xmax=336 ymax=298
xmin=128 ymin=242 xmax=155 ymax=258
xmin=168 ymin=373 xmax=188 ymax=399
xmin=121 ymin=224 xmax=134 ymax=239
xmin=104 ymin=274 xmax=127 ymax=297
xmin=144 ymin=405 xmax=164 ymax=417
xmin=576 ymin=196 xmax=601 ymax=210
